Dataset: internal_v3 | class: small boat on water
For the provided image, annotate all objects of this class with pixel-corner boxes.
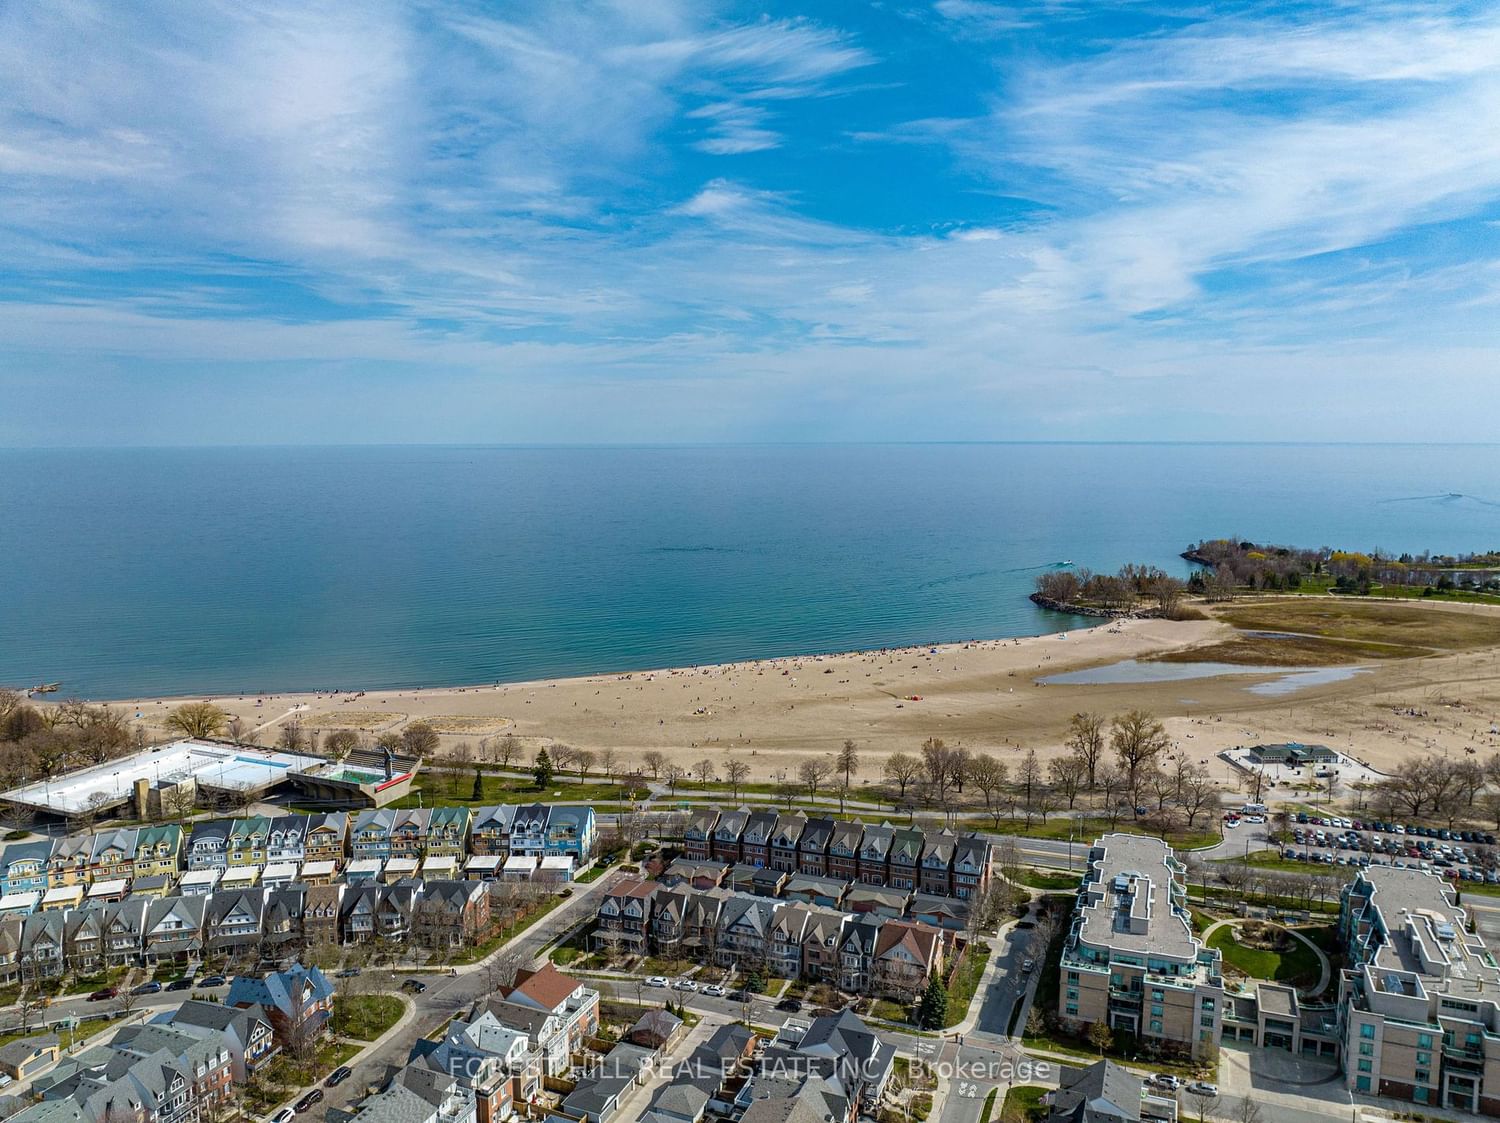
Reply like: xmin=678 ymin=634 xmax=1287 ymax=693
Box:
xmin=31 ymin=682 xmax=61 ymax=694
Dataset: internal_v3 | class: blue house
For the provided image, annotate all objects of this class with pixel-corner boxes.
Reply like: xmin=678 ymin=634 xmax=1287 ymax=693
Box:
xmin=0 ymin=841 xmax=51 ymax=895
xmin=545 ymin=805 xmax=596 ymax=861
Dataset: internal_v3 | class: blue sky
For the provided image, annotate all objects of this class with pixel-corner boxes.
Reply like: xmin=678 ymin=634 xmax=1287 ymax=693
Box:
xmin=3 ymin=0 xmax=1500 ymax=445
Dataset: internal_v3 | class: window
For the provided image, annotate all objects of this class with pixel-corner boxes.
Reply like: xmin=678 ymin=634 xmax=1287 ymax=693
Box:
xmin=1413 ymin=1089 xmax=1429 ymax=1104
xmin=1068 ymin=971 xmax=1080 ymax=983
xmin=1357 ymin=1060 xmax=1371 ymax=1073
xmin=1356 ymin=1077 xmax=1371 ymax=1093
xmin=1066 ymin=1004 xmax=1078 ymax=1017
xmin=1200 ymin=1015 xmax=1214 ymax=1028
xmin=1415 ymin=1071 xmax=1430 ymax=1085
xmin=1151 ymin=1005 xmax=1163 ymax=1017
xmin=1067 ymin=989 xmax=1079 ymax=1001
xmin=1416 ymin=1051 xmax=1431 ymax=1066
xmin=1360 ymin=1024 xmax=1376 ymax=1040
xmin=1150 ymin=1020 xmax=1163 ymax=1034
xmin=1358 ymin=1043 xmax=1373 ymax=1057
xmin=1417 ymin=1033 xmax=1433 ymax=1048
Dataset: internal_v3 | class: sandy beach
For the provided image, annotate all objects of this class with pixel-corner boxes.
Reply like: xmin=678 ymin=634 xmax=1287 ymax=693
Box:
xmin=93 ymin=601 xmax=1500 ymax=790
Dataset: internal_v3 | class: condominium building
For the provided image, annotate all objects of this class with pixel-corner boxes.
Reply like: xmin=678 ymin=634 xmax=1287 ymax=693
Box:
xmin=1058 ymin=833 xmax=1224 ymax=1056
xmin=1339 ymin=866 xmax=1500 ymax=1115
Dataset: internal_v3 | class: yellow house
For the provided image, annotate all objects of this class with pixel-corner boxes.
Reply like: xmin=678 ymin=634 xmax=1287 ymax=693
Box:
xmin=304 ymin=813 xmax=348 ymax=867
xmin=48 ymin=834 xmax=90 ymax=887
xmin=132 ymin=824 xmax=183 ymax=877
xmin=227 ymin=816 xmax=271 ymax=868
xmin=88 ymin=828 xmax=137 ymax=883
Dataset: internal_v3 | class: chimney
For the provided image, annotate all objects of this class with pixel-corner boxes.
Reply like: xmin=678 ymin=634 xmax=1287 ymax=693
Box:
xmin=134 ymin=777 xmax=149 ymax=820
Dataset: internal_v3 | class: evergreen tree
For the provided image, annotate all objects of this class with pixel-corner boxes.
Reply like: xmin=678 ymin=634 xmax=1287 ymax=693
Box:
xmin=472 ymin=767 xmax=483 ymax=801
xmin=917 ymin=974 xmax=948 ymax=1029
xmin=534 ymin=748 xmax=554 ymax=788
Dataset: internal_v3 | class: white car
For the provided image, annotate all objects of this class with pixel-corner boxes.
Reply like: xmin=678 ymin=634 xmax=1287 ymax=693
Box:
xmin=671 ymin=978 xmax=698 ymax=991
xmin=270 ymin=1110 xmax=296 ymax=1123
xmin=702 ymin=984 xmax=726 ymax=997
xmin=1224 ymin=818 xmax=1238 ymax=829
xmin=1185 ymin=1082 xmax=1219 ymax=1098
xmin=645 ymin=976 xmax=668 ymax=988
xmin=1149 ymin=1074 xmax=1182 ymax=1091
xmin=1243 ymin=814 xmax=1266 ymax=824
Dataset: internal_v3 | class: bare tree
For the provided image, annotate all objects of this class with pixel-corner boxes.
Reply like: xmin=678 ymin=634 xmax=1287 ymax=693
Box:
xmin=883 ymin=752 xmax=923 ymax=805
xmin=495 ymin=734 xmax=520 ymax=771
xmin=324 ymin=728 xmax=361 ymax=760
xmin=1017 ymin=749 xmax=1045 ymax=827
xmin=694 ymin=758 xmax=716 ymax=785
xmin=165 ymin=701 xmax=228 ymax=739
xmin=725 ymin=760 xmax=751 ymax=801
xmin=920 ymin=737 xmax=956 ymax=804
xmin=663 ymin=764 xmax=686 ymax=795
xmin=798 ymin=757 xmax=833 ymax=801
xmin=573 ymin=748 xmax=595 ymax=781
xmin=1241 ymin=765 xmax=1269 ymax=804
xmin=1048 ymin=754 xmax=1086 ymax=809
xmin=642 ymin=750 xmax=666 ymax=780
xmin=966 ymin=754 xmax=1010 ymax=827
xmin=1110 ymin=710 xmax=1170 ymax=792
xmin=277 ymin=719 xmax=306 ymax=752
xmin=1179 ymin=765 xmax=1220 ymax=829
xmin=400 ymin=720 xmax=440 ymax=758
xmin=598 ymin=746 xmax=619 ymax=782
xmin=1066 ymin=712 xmax=1107 ymax=788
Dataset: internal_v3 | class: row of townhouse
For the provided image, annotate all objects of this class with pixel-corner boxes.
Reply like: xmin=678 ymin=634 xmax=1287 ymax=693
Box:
xmin=0 ymin=879 xmax=495 ymax=979
xmin=733 ymin=1010 xmax=895 ymax=1123
xmin=0 ymin=803 xmax=597 ymax=898
xmin=682 ymin=810 xmax=992 ymax=900
xmin=0 ymin=825 xmax=187 ymax=895
xmin=595 ymin=877 xmax=954 ymax=998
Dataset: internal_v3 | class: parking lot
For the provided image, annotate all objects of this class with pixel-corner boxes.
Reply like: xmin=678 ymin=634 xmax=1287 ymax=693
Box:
xmin=1240 ymin=811 xmax=1500 ymax=883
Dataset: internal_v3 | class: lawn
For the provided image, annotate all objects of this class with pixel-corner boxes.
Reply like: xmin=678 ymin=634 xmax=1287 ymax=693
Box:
xmin=389 ymin=773 xmax=631 ymax=808
xmin=1002 ymin=1086 xmax=1048 ymax=1123
xmin=1216 ymin=599 xmax=1500 ymax=653
xmin=332 ymin=994 xmax=405 ymax=1040
xmin=575 ymin=863 xmax=609 ymax=884
xmin=1006 ymin=867 xmax=1082 ymax=891
xmin=451 ymin=892 xmax=571 ymax=964
xmin=1206 ymin=924 xmax=1321 ymax=987
xmin=944 ymin=942 xmax=992 ymax=1028
xmin=975 ymin=817 xmax=1221 ymax=850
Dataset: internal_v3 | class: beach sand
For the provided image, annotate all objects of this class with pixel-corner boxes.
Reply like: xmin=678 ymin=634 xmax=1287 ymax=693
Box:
xmin=98 ymin=602 xmax=1500 ymax=788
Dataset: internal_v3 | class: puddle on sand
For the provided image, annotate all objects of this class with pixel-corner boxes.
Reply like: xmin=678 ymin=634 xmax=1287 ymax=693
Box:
xmin=1039 ymin=658 xmax=1366 ymax=695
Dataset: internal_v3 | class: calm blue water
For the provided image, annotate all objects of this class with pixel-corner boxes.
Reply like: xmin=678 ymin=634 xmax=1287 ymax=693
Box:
xmin=1 ymin=444 xmax=1498 ymax=698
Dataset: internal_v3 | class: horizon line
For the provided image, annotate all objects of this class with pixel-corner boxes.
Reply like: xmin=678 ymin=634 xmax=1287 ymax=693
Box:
xmin=5 ymin=439 xmax=1500 ymax=452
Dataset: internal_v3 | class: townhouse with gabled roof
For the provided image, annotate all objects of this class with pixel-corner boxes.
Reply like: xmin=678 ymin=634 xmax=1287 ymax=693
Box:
xmin=205 ymin=888 xmax=266 ymax=958
xmin=714 ymin=895 xmax=777 ymax=969
xmin=303 ymin=883 xmax=343 ymax=945
xmin=595 ymin=877 xmax=658 ymax=956
xmin=144 ymin=894 xmax=206 ymax=965
xmin=414 ymin=880 xmax=490 ymax=949
xmin=870 ymin=919 xmax=945 ymax=1000
xmin=305 ymin=811 xmax=348 ymax=866
xmin=266 ymin=815 xmax=306 ymax=865
xmin=888 ymin=828 xmax=923 ymax=890
xmin=684 ymin=810 xmax=718 ymax=860
xmin=836 ymin=913 xmax=882 ymax=993
xmin=797 ymin=817 xmax=834 ymax=877
xmin=768 ymin=903 xmax=812 ymax=979
xmin=262 ymin=885 xmax=307 ymax=961
xmin=228 ymin=962 xmax=335 ymax=1049
xmin=545 ymin=805 xmax=595 ymax=860
xmin=48 ymin=833 xmax=90 ymax=886
xmin=952 ymin=833 xmax=990 ymax=900
xmin=741 ymin=811 xmax=777 ymax=868
xmin=100 ymin=898 xmax=148 ymax=966
xmin=711 ymin=808 xmax=749 ymax=864
xmin=426 ymin=807 xmax=471 ymax=858
xmin=389 ymin=808 xmax=431 ymax=860
xmin=186 ymin=819 xmax=230 ymax=871
xmin=919 ymin=830 xmax=956 ymax=896
xmin=88 ymin=828 xmax=137 ymax=882
xmin=799 ymin=906 xmax=846 ymax=983
xmin=509 ymin=804 xmax=551 ymax=857
xmin=470 ymin=806 xmax=517 ymax=856
xmin=168 ymin=999 xmax=279 ymax=1081
xmin=827 ymin=821 xmax=863 ymax=882
xmin=64 ymin=908 xmax=103 ymax=975
xmin=0 ymin=841 xmax=50 ymax=895
xmin=352 ymin=809 xmax=396 ymax=861
xmin=857 ymin=824 xmax=893 ymax=886
xmin=227 ymin=816 xmax=271 ymax=869
xmin=494 ymin=962 xmax=599 ymax=1072
xmin=133 ymin=825 xmax=182 ymax=878
xmin=769 ymin=814 xmax=806 ymax=873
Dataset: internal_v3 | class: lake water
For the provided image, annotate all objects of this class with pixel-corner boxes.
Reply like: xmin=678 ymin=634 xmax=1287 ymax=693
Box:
xmin=1 ymin=443 xmax=1497 ymax=697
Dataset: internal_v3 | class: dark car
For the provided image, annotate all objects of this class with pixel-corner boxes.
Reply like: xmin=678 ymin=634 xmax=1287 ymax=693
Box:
xmin=325 ymin=1066 xmax=353 ymax=1088
xmin=296 ymin=1090 xmax=325 ymax=1113
xmin=88 ymin=987 xmax=119 ymax=1001
xmin=167 ymin=977 xmax=195 ymax=991
xmin=727 ymin=990 xmax=749 ymax=1003
xmin=336 ymin=968 xmax=361 ymax=978
xmin=132 ymin=981 xmax=163 ymax=995
xmin=402 ymin=978 xmax=428 ymax=994
xmin=198 ymin=975 xmax=228 ymax=987
xmin=775 ymin=997 xmax=802 ymax=1013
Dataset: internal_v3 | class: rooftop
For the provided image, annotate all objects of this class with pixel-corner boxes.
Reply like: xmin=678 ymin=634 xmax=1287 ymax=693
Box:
xmin=1074 ymin=833 xmax=1197 ymax=962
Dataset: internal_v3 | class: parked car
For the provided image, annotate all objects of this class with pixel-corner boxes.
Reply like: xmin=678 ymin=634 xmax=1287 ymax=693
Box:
xmin=1149 ymin=1074 xmax=1182 ymax=1091
xmin=776 ymin=997 xmax=802 ymax=1012
xmin=325 ymin=1067 xmax=353 ymax=1088
xmin=199 ymin=975 xmax=227 ymax=988
xmin=167 ymin=977 xmax=195 ymax=991
xmin=702 ymin=984 xmax=726 ymax=997
xmin=336 ymin=967 xmax=362 ymax=978
xmin=270 ymin=1109 xmax=296 ymax=1123
xmin=402 ymin=978 xmax=427 ymax=994
xmin=132 ymin=981 xmax=163 ymax=995
xmin=727 ymin=990 xmax=749 ymax=1002
xmin=296 ymin=1090 xmax=325 ymax=1112
xmin=88 ymin=987 xmax=119 ymax=1001
xmin=1185 ymin=1082 xmax=1219 ymax=1097
xmin=645 ymin=976 xmax=669 ymax=988
xmin=672 ymin=978 xmax=697 ymax=991
xmin=1021 ymin=958 xmax=1036 ymax=973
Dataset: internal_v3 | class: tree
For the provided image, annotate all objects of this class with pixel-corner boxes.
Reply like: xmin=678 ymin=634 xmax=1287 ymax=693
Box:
xmin=495 ymin=734 xmax=520 ymax=771
xmin=916 ymin=972 xmax=948 ymax=1029
xmin=1178 ymin=765 xmax=1220 ymax=829
xmin=165 ymin=701 xmax=228 ymax=739
xmin=277 ymin=720 xmax=306 ymax=752
xmin=1048 ymin=754 xmax=1086 ymax=809
xmin=533 ymin=748 xmax=554 ymax=788
xmin=1066 ymin=712 xmax=1107 ymax=787
xmin=643 ymin=750 xmax=666 ymax=779
xmin=694 ymin=758 xmax=716 ymax=785
xmin=598 ymin=746 xmax=619 ymax=782
xmin=663 ymin=764 xmax=685 ymax=795
xmin=471 ymin=767 xmax=484 ymax=801
xmin=324 ymin=728 xmax=361 ymax=760
xmin=725 ymin=760 xmax=751 ymax=801
xmin=400 ymin=721 xmax=440 ymax=758
xmin=1110 ymin=710 xmax=1170 ymax=790
xmin=837 ymin=739 xmax=860 ymax=789
xmin=1229 ymin=1095 xmax=1261 ymax=1123
xmin=1241 ymin=766 xmax=1269 ymax=804
xmin=1187 ymin=1086 xmax=1221 ymax=1123
xmin=883 ymin=752 xmax=923 ymax=804
xmin=573 ymin=748 xmax=595 ymax=781
xmin=1098 ymin=767 xmax=1124 ymax=826
xmin=920 ymin=738 xmax=956 ymax=804
xmin=1086 ymin=1020 xmax=1113 ymax=1056
xmin=1017 ymin=749 xmax=1045 ymax=827
xmin=799 ymin=757 xmax=832 ymax=801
